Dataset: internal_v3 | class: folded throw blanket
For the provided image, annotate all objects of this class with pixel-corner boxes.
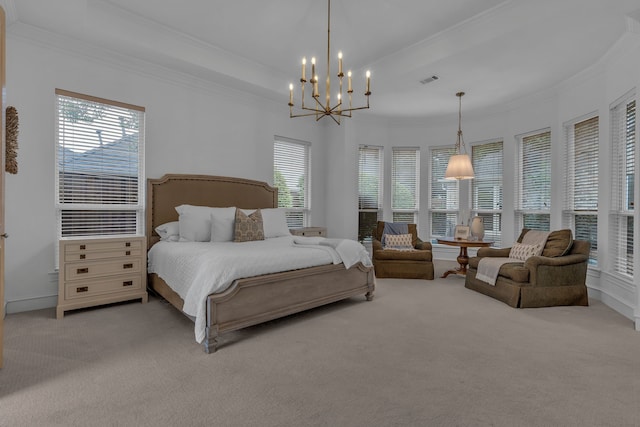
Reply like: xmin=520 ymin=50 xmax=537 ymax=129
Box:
xmin=475 ymin=257 xmax=519 ymax=286
xmin=292 ymin=236 xmax=373 ymax=269
xmin=382 ymin=222 xmax=408 ymax=245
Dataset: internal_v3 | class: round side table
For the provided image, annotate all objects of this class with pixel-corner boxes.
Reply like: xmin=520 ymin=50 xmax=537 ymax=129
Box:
xmin=437 ymin=238 xmax=493 ymax=278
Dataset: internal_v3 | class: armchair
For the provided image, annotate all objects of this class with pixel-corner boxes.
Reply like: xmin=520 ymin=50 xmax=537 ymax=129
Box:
xmin=372 ymin=221 xmax=434 ymax=280
xmin=465 ymin=229 xmax=590 ymax=308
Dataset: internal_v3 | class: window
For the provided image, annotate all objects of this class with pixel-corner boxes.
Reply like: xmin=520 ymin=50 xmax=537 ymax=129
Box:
xmin=516 ymin=130 xmax=551 ymax=232
xmin=471 ymin=140 xmax=503 ymax=246
xmin=273 ymin=136 xmax=310 ymax=228
xmin=391 ymin=147 xmax=419 ymax=224
xmin=609 ymin=95 xmax=635 ymax=277
xmin=358 ymin=145 xmax=383 ymax=242
xmin=55 ymin=89 xmax=145 ymax=244
xmin=563 ymin=115 xmax=599 ymax=264
xmin=429 ymin=146 xmax=459 ymax=238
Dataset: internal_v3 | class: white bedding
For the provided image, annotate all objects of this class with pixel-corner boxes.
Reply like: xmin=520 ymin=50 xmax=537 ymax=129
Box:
xmin=148 ymin=235 xmax=372 ymax=343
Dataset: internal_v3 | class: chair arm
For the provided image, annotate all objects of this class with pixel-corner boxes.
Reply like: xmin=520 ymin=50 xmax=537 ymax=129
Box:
xmin=524 ymin=254 xmax=589 ymax=287
xmin=372 ymin=238 xmax=383 ymax=252
xmin=524 ymin=254 xmax=589 ymax=269
xmin=415 ymin=239 xmax=432 ymax=251
xmin=476 ymin=247 xmax=511 ymax=258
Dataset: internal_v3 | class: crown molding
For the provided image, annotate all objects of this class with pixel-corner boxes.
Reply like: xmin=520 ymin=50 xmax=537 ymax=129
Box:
xmin=7 ymin=21 xmax=284 ymax=108
xmin=0 ymin=0 xmax=18 ymax=24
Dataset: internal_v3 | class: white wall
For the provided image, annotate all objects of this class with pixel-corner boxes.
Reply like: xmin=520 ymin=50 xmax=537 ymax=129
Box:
xmin=3 ymin=33 xmax=329 ymax=312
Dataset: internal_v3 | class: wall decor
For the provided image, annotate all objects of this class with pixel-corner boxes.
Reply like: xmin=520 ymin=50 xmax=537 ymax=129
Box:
xmin=5 ymin=105 xmax=18 ymax=174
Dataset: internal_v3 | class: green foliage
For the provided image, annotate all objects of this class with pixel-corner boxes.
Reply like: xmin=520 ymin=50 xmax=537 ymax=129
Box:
xmin=59 ymin=98 xmax=105 ymax=123
xmin=274 ymin=169 xmax=292 ymax=207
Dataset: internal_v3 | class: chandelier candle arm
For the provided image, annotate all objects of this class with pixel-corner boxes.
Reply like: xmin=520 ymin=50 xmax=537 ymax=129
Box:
xmin=288 ymin=0 xmax=371 ymax=124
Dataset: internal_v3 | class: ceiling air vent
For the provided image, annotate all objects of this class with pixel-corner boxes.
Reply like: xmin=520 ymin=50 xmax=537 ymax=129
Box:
xmin=420 ymin=75 xmax=439 ymax=85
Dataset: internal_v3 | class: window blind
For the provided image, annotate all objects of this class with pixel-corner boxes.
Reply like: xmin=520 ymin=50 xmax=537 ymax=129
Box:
xmin=274 ymin=137 xmax=310 ymax=228
xmin=564 ymin=115 xmax=599 ymax=264
xmin=609 ymin=97 xmax=635 ymax=277
xmin=358 ymin=145 xmax=383 ymax=241
xmin=430 ymin=147 xmax=459 ymax=237
xmin=472 ymin=141 xmax=503 ymax=246
xmin=55 ymin=89 xmax=145 ymax=240
xmin=516 ymin=130 xmax=551 ymax=231
xmin=392 ymin=147 xmax=419 ymax=224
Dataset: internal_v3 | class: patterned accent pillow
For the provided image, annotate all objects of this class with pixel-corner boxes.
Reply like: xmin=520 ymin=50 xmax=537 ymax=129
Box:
xmin=509 ymin=242 xmax=543 ymax=261
xmin=234 ymin=209 xmax=265 ymax=242
xmin=384 ymin=233 xmax=413 ymax=250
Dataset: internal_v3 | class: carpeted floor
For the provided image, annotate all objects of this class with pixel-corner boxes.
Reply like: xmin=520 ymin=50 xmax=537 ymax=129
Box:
xmin=1 ymin=262 xmax=639 ymax=427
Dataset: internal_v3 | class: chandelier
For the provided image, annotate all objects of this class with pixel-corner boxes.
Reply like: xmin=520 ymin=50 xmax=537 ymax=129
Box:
xmin=288 ymin=0 xmax=371 ymax=124
xmin=444 ymin=92 xmax=475 ymax=180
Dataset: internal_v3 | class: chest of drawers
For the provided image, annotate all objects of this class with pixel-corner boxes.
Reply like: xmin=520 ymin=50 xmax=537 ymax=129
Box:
xmin=57 ymin=236 xmax=148 ymax=319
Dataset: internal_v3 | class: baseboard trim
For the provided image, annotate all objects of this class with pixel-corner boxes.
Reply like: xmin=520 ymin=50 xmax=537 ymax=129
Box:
xmin=6 ymin=295 xmax=57 ymax=314
xmin=587 ymin=288 xmax=635 ymax=323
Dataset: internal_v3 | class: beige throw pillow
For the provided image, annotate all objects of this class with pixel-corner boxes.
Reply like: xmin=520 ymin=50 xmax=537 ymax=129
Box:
xmin=384 ymin=233 xmax=413 ymax=249
xmin=509 ymin=242 xmax=543 ymax=261
xmin=234 ymin=209 xmax=265 ymax=242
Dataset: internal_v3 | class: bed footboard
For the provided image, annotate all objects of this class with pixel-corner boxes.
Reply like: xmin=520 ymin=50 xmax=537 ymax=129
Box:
xmin=204 ymin=262 xmax=374 ymax=353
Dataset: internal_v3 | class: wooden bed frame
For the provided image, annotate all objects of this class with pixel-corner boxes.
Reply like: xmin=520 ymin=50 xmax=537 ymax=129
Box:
xmin=146 ymin=174 xmax=375 ymax=353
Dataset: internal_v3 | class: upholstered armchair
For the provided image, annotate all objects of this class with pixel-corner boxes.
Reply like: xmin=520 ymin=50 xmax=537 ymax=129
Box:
xmin=465 ymin=229 xmax=590 ymax=308
xmin=371 ymin=221 xmax=434 ymax=280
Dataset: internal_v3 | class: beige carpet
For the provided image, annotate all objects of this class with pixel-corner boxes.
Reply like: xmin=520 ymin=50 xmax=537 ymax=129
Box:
xmin=1 ymin=262 xmax=639 ymax=427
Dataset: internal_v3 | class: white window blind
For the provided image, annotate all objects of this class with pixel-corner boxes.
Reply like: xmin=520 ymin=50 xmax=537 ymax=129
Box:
xmin=55 ymin=89 xmax=145 ymax=242
xmin=392 ymin=147 xmax=420 ymax=224
xmin=358 ymin=145 xmax=383 ymax=241
xmin=609 ymin=96 xmax=635 ymax=277
xmin=274 ymin=137 xmax=310 ymax=229
xmin=516 ymin=130 xmax=551 ymax=232
xmin=472 ymin=140 xmax=503 ymax=246
xmin=430 ymin=146 xmax=459 ymax=238
xmin=563 ymin=115 xmax=599 ymax=264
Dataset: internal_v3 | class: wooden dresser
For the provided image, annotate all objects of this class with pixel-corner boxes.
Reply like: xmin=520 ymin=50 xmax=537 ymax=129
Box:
xmin=57 ymin=236 xmax=148 ymax=319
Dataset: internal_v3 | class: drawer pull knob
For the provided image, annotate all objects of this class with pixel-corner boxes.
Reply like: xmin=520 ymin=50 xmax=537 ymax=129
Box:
xmin=77 ymin=286 xmax=88 ymax=293
xmin=125 ymin=251 xmax=131 ymax=256
xmin=80 ymin=245 xmax=86 ymax=250
xmin=123 ymin=263 xmax=133 ymax=269
xmin=80 ymin=254 xmax=86 ymax=260
xmin=125 ymin=242 xmax=131 ymax=247
xmin=122 ymin=281 xmax=133 ymax=287
xmin=77 ymin=268 xmax=89 ymax=274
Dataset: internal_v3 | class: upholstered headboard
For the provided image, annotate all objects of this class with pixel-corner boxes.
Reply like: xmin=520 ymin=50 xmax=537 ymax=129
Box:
xmin=146 ymin=174 xmax=278 ymax=249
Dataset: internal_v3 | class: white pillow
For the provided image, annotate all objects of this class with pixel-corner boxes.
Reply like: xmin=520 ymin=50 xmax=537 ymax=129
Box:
xmin=178 ymin=212 xmax=211 ymax=242
xmin=175 ymin=205 xmax=214 ymax=242
xmin=509 ymin=242 xmax=543 ymax=261
xmin=155 ymin=221 xmax=179 ymax=241
xmin=210 ymin=207 xmax=237 ymax=242
xmin=261 ymin=208 xmax=291 ymax=238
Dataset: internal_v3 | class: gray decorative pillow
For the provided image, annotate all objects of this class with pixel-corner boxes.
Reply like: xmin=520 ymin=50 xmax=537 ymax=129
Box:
xmin=234 ymin=209 xmax=265 ymax=242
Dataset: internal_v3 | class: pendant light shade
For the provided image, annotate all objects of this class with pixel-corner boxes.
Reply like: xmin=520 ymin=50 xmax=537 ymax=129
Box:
xmin=444 ymin=92 xmax=474 ymax=180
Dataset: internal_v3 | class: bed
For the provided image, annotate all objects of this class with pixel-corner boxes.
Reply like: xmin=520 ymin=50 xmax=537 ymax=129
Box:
xmin=146 ymin=174 xmax=375 ymax=353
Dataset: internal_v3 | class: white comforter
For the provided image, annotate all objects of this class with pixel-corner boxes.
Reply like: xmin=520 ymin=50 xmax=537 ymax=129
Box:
xmin=148 ymin=235 xmax=372 ymax=343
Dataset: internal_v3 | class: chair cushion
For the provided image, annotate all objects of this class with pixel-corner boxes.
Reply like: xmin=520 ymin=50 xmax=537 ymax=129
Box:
xmin=469 ymin=257 xmax=529 ymax=283
xmin=542 ymin=229 xmax=573 ymax=257
xmin=375 ymin=248 xmax=432 ymax=261
xmin=498 ymin=263 xmax=530 ymax=283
